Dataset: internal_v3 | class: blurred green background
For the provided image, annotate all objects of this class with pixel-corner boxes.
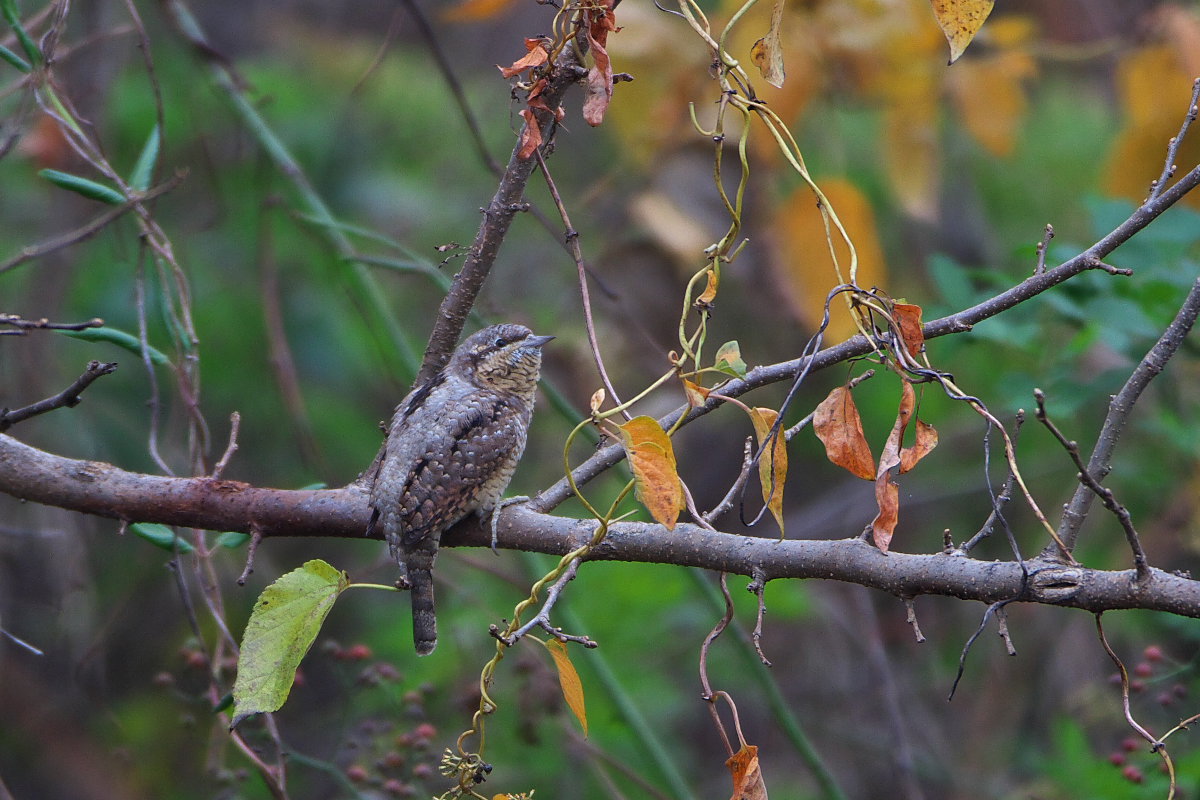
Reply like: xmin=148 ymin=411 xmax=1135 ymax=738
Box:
xmin=3 ymin=0 xmax=1200 ymax=798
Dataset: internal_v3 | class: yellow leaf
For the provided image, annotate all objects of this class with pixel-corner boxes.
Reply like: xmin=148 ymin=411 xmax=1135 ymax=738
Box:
xmin=546 ymin=639 xmax=588 ymax=736
xmin=771 ymin=179 xmax=887 ymax=342
xmin=749 ymin=408 xmax=788 ymax=537
xmin=929 ymin=0 xmax=994 ymax=64
xmin=749 ymin=0 xmax=787 ymax=88
xmin=617 ymin=416 xmax=684 ymax=530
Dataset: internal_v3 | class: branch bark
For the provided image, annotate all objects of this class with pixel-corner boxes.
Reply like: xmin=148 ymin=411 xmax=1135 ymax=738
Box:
xmin=3 ymin=433 xmax=1197 ymax=618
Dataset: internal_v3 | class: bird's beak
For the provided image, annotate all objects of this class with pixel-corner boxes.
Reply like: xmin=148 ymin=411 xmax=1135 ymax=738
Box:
xmin=525 ymin=334 xmax=555 ymax=348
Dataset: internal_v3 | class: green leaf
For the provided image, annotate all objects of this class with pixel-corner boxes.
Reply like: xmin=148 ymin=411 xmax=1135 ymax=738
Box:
xmin=130 ymin=522 xmax=195 ymax=554
xmin=714 ymin=340 xmax=747 ymax=378
xmin=38 ymin=169 xmax=125 ymax=205
xmin=129 ymin=125 xmax=161 ymax=192
xmin=231 ymin=560 xmax=350 ymax=727
xmin=1 ymin=0 xmax=41 ymax=66
xmin=0 ymin=41 xmax=30 ymax=72
xmin=61 ymin=326 xmax=172 ymax=366
xmin=215 ymin=531 xmax=250 ymax=549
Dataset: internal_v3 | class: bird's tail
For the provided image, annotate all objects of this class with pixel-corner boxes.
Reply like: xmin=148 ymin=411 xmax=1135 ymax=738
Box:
xmin=405 ymin=539 xmax=439 ymax=655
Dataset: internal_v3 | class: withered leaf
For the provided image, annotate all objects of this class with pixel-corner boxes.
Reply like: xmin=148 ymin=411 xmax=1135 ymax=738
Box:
xmin=899 ymin=418 xmax=938 ymax=473
xmin=813 ymin=385 xmax=875 ymax=481
xmin=696 ymin=268 xmax=719 ymax=306
xmin=682 ymin=378 xmax=710 ymax=408
xmin=726 ymin=743 xmax=769 ymax=800
xmin=892 ymin=302 xmax=925 ymax=358
xmin=749 ymin=407 xmax=788 ymax=537
xmin=517 ymin=108 xmax=542 ymax=160
xmin=582 ymin=1 xmax=618 ymax=126
xmin=749 ymin=0 xmax=787 ymax=88
xmin=871 ymin=381 xmax=915 ymax=552
xmin=930 ymin=0 xmax=995 ymax=64
xmin=497 ymin=38 xmax=549 ymax=79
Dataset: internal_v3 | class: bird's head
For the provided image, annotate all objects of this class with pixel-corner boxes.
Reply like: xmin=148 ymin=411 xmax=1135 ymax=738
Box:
xmin=450 ymin=323 xmax=553 ymax=393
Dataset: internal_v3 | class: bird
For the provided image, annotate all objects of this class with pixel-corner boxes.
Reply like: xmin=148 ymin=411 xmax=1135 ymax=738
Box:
xmin=368 ymin=323 xmax=552 ymax=655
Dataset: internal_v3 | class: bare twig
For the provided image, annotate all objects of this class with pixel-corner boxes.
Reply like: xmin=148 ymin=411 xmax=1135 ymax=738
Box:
xmin=1147 ymin=77 xmax=1200 ymax=202
xmin=211 ymin=412 xmax=241 ymax=479
xmin=704 ymin=437 xmax=754 ymax=523
xmin=533 ymin=147 xmax=626 ymax=416
xmin=903 ymin=597 xmax=925 ymax=643
xmin=0 ymin=361 xmax=117 ymax=432
xmin=746 ymin=570 xmax=771 ymax=666
xmin=1033 ymin=223 xmax=1053 ymax=276
xmin=1056 ymin=277 xmax=1200 ymax=552
xmin=0 ymin=314 xmax=103 ymax=334
xmin=237 ymin=527 xmax=263 ymax=586
xmin=498 ymin=557 xmax=595 ymax=647
xmin=783 ymin=368 xmax=875 ymax=441
xmin=960 ymin=411 xmax=1024 ymax=555
xmin=1034 ymin=390 xmax=1150 ymax=581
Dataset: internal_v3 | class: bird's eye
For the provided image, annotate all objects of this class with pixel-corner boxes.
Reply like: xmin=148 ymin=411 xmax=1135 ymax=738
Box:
xmin=493 ymin=337 xmax=507 ymax=347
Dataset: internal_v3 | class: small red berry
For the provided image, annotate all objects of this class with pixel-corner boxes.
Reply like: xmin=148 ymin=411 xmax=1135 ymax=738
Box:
xmin=1122 ymin=765 xmax=1144 ymax=784
xmin=1122 ymin=738 xmax=1140 ymax=753
xmin=1134 ymin=662 xmax=1153 ymax=678
xmin=413 ymin=723 xmax=437 ymax=741
xmin=1144 ymin=645 xmax=1164 ymax=662
xmin=1158 ymin=691 xmax=1174 ymax=707
xmin=1108 ymin=752 xmax=1126 ymax=766
xmin=411 ymin=763 xmax=434 ymax=780
xmin=345 ymin=764 xmax=369 ymax=783
xmin=1130 ymin=679 xmax=1146 ymax=693
xmin=346 ymin=643 xmax=373 ymax=661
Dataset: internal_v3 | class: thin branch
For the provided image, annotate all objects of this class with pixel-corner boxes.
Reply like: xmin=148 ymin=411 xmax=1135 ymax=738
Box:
xmin=1056 ymin=276 xmax=1200 ymax=551
xmin=1147 ymin=77 xmax=1200 ymax=202
xmin=1034 ymin=389 xmax=1150 ymax=582
xmin=533 ymin=147 xmax=626 ymax=416
xmin=0 ymin=314 xmax=103 ymax=334
xmin=0 ymin=361 xmax=117 ymax=432
xmin=495 ymin=557 xmax=595 ymax=647
xmin=1033 ymin=223 xmax=1053 ymax=276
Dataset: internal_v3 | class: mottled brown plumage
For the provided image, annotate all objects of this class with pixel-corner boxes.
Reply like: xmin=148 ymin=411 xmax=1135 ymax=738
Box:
xmin=368 ymin=323 xmax=551 ymax=655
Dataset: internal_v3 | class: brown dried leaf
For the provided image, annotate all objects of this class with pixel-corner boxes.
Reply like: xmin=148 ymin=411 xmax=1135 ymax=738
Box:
xmin=516 ymin=108 xmax=542 ymax=160
xmin=892 ymin=303 xmax=925 ymax=357
xmin=497 ymin=38 xmax=550 ymax=79
xmin=871 ymin=381 xmax=915 ymax=552
xmin=813 ymin=386 xmax=875 ymax=481
xmin=583 ymin=1 xmax=618 ymax=126
xmin=899 ymin=418 xmax=939 ymax=473
xmin=749 ymin=0 xmax=786 ymax=88
xmin=750 ymin=408 xmax=788 ymax=537
xmin=617 ymin=416 xmax=684 ymax=530
xmin=930 ymin=0 xmax=995 ymax=64
xmin=726 ymin=744 xmax=769 ymax=800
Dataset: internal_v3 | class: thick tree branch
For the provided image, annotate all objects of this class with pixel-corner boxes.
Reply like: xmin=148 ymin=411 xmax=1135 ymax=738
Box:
xmin=3 ymin=433 xmax=1197 ymax=618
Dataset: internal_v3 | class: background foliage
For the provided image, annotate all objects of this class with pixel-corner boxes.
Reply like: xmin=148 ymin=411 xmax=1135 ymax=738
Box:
xmin=3 ymin=1 xmax=1200 ymax=798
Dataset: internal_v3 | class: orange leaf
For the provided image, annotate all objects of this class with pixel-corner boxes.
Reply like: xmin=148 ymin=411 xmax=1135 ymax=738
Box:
xmin=930 ymin=0 xmax=995 ymax=64
xmin=546 ymin=639 xmax=588 ymax=736
xmin=900 ymin=418 xmax=939 ymax=473
xmin=617 ymin=416 xmax=684 ymax=530
xmin=871 ymin=381 xmax=915 ymax=552
xmin=497 ymin=38 xmax=549 ymax=79
xmin=892 ymin=302 xmax=925 ymax=357
xmin=750 ymin=407 xmax=788 ymax=537
xmin=726 ymin=744 xmax=768 ymax=800
xmin=813 ymin=386 xmax=875 ymax=481
xmin=696 ymin=268 xmax=719 ymax=306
